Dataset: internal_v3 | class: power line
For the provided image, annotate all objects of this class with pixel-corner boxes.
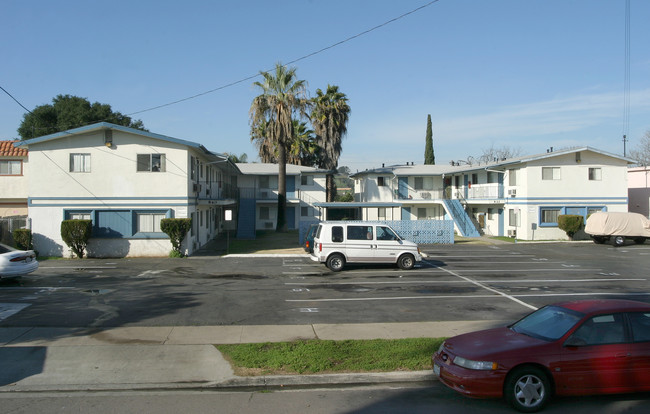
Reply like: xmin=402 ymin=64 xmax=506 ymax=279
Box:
xmin=126 ymin=0 xmax=441 ymax=116
xmin=0 ymin=85 xmax=33 ymax=114
xmin=2 ymin=1 xmax=441 ymax=133
xmin=622 ymin=0 xmax=630 ymax=156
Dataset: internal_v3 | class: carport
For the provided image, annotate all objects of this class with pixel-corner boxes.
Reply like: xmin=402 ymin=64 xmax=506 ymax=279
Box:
xmin=313 ymin=202 xmax=402 ymax=221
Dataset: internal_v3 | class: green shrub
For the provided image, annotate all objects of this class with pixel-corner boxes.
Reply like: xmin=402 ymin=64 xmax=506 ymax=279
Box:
xmin=557 ymin=215 xmax=584 ymax=240
xmin=168 ymin=250 xmax=183 ymax=258
xmin=13 ymin=228 xmax=33 ymax=250
xmin=61 ymin=220 xmax=92 ymax=258
xmin=160 ymin=218 xmax=192 ymax=257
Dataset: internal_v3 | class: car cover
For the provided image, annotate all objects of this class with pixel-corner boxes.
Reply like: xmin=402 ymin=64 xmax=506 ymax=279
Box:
xmin=585 ymin=212 xmax=650 ymax=237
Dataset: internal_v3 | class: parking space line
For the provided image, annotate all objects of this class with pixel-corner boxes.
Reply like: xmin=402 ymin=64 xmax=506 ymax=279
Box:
xmin=286 ymin=294 xmax=503 ymax=302
xmin=285 ymin=278 xmax=644 ymax=286
xmin=424 ymin=262 xmax=538 ymax=310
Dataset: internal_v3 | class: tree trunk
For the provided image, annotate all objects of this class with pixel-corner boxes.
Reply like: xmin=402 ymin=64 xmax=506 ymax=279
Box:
xmin=326 ymin=174 xmax=337 ymax=202
xmin=276 ymin=145 xmax=288 ymax=232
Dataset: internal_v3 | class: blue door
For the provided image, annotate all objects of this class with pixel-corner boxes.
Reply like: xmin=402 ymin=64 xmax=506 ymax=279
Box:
xmin=286 ymin=206 xmax=296 ymax=229
xmin=286 ymin=176 xmax=295 ymax=199
xmin=398 ymin=177 xmax=408 ymax=199
xmin=498 ymin=208 xmax=504 ymax=237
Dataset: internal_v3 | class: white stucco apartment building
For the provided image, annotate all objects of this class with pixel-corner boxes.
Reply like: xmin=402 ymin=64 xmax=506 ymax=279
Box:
xmin=628 ymin=166 xmax=650 ymax=217
xmin=235 ymin=163 xmax=328 ymax=231
xmin=0 ymin=140 xmax=29 ymax=218
xmin=15 ymin=122 xmax=240 ymax=257
xmin=351 ymin=147 xmax=634 ymax=240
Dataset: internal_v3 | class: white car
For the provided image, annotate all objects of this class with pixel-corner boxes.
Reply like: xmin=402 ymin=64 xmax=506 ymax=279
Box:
xmin=0 ymin=243 xmax=39 ymax=279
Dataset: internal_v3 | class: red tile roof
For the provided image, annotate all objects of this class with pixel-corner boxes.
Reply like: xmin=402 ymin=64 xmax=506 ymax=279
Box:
xmin=0 ymin=140 xmax=28 ymax=157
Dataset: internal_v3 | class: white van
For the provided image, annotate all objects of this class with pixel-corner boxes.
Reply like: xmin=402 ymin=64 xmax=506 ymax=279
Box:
xmin=310 ymin=221 xmax=423 ymax=271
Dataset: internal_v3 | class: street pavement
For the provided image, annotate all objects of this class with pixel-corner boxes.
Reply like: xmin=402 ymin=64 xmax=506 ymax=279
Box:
xmin=1 ymin=236 xmax=511 ymax=393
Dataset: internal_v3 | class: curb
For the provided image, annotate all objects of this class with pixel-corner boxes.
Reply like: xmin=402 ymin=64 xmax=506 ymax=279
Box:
xmin=0 ymin=371 xmax=437 ymax=394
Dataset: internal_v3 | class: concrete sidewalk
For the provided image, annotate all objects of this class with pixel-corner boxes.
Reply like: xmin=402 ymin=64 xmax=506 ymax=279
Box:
xmin=0 ymin=320 xmax=505 ymax=392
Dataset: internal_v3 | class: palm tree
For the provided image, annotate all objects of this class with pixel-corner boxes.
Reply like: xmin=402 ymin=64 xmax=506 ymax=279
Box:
xmin=250 ymin=63 xmax=309 ymax=231
xmin=288 ymin=119 xmax=319 ymax=166
xmin=311 ymin=85 xmax=351 ymax=202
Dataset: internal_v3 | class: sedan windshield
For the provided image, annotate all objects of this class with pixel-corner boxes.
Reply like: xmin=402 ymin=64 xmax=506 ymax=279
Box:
xmin=511 ymin=305 xmax=584 ymax=341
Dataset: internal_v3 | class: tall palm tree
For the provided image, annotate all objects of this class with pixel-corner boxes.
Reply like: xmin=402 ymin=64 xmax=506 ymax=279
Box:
xmin=250 ymin=63 xmax=309 ymax=231
xmin=311 ymin=85 xmax=351 ymax=202
xmin=288 ymin=119 xmax=319 ymax=166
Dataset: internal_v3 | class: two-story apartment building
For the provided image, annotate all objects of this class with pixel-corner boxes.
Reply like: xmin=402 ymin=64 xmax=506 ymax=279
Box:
xmin=352 ymin=147 xmax=634 ymax=240
xmin=1 ymin=140 xmax=29 ymax=244
xmin=235 ymin=163 xmax=328 ymax=234
xmin=0 ymin=140 xmax=28 ymax=218
xmin=628 ymin=166 xmax=650 ymax=217
xmin=15 ymin=122 xmax=240 ymax=257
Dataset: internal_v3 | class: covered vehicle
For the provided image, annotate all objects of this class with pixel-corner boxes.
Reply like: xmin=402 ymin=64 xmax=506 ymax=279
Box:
xmin=0 ymin=243 xmax=39 ymax=279
xmin=585 ymin=211 xmax=650 ymax=246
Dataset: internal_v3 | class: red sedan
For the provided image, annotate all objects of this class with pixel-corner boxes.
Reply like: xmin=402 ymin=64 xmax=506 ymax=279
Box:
xmin=432 ymin=299 xmax=650 ymax=412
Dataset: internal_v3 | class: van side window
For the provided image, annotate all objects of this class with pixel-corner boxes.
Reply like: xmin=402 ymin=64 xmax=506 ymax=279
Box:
xmin=332 ymin=226 xmax=344 ymax=243
xmin=348 ymin=225 xmax=373 ymax=240
xmin=377 ymin=226 xmax=398 ymax=241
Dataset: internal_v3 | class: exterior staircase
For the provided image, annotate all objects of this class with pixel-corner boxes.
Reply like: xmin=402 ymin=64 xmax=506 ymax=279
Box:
xmin=442 ymin=199 xmax=480 ymax=237
xmin=236 ymin=198 xmax=256 ymax=239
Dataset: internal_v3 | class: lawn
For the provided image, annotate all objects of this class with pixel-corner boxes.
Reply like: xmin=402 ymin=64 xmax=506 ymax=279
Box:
xmin=216 ymin=337 xmax=444 ymax=375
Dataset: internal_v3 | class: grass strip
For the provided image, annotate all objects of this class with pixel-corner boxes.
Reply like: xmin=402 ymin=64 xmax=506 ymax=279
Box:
xmin=216 ymin=338 xmax=443 ymax=376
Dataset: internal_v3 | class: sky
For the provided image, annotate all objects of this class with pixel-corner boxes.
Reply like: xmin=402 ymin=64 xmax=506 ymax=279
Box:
xmin=2 ymin=0 xmax=650 ymax=172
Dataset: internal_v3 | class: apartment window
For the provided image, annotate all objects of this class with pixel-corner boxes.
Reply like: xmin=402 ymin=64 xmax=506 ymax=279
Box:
xmin=377 ymin=177 xmax=385 ymax=187
xmin=509 ymin=209 xmax=518 ymax=227
xmin=378 ymin=207 xmax=386 ymax=220
xmin=301 ymin=175 xmax=313 ymax=186
xmin=508 ymin=169 xmax=517 ymax=186
xmin=70 ymin=153 xmax=91 ymax=173
xmin=540 ymin=208 xmax=561 ymax=225
xmin=259 ymin=206 xmax=270 ymax=220
xmin=137 ymin=154 xmax=165 ymax=172
xmin=414 ymin=177 xmax=424 ymax=190
xmin=417 ymin=208 xmax=427 ymax=220
xmin=301 ymin=206 xmax=311 ymax=217
xmin=487 ymin=172 xmax=497 ymax=183
xmin=472 ymin=173 xmax=478 ymax=184
xmin=542 ymin=167 xmax=561 ymax=180
xmin=0 ymin=160 xmax=22 ymax=175
xmin=589 ymin=168 xmax=602 ymax=181
xmin=488 ymin=208 xmax=494 ymax=220
xmin=66 ymin=210 xmax=92 ymax=220
xmin=137 ymin=212 xmax=166 ymax=233
xmin=190 ymin=156 xmax=196 ymax=180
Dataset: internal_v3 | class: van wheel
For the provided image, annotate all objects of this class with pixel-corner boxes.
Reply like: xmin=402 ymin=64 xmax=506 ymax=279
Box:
xmin=326 ymin=254 xmax=345 ymax=272
xmin=613 ymin=236 xmax=626 ymax=247
xmin=397 ymin=254 xmax=415 ymax=270
xmin=634 ymin=237 xmax=646 ymax=244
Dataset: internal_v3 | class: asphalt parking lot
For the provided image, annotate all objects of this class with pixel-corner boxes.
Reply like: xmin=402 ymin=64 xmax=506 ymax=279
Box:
xmin=1 ymin=241 xmax=649 ymax=327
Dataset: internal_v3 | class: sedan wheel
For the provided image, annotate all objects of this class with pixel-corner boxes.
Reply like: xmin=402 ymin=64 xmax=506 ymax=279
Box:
xmin=505 ymin=367 xmax=550 ymax=413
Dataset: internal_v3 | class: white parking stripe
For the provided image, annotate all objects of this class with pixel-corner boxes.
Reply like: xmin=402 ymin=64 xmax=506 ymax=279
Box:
xmin=285 ymin=278 xmax=645 ymax=286
xmin=425 ymin=263 xmax=538 ymax=310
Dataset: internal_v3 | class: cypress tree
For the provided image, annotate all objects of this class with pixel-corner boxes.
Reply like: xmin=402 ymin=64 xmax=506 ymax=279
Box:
xmin=424 ymin=114 xmax=435 ymax=165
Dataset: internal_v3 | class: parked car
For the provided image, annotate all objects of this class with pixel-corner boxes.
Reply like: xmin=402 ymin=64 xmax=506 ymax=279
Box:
xmin=310 ymin=221 xmax=423 ymax=271
xmin=0 ymin=243 xmax=39 ymax=279
xmin=585 ymin=211 xmax=650 ymax=246
xmin=432 ymin=299 xmax=650 ymax=412
xmin=303 ymin=223 xmax=319 ymax=253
